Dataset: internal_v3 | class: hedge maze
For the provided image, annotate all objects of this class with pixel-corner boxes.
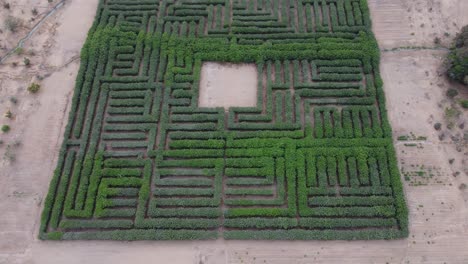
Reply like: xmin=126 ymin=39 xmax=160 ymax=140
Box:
xmin=40 ymin=0 xmax=408 ymax=240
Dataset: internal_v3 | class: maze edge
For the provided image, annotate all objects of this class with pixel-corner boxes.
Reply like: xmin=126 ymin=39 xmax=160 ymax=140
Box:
xmin=39 ymin=0 xmax=408 ymax=240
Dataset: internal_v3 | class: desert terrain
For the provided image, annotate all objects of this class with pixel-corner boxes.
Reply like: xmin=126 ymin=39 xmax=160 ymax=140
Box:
xmin=0 ymin=0 xmax=467 ymax=263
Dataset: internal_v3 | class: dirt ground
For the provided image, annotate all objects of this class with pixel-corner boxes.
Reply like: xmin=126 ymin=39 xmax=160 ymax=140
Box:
xmin=199 ymin=62 xmax=258 ymax=109
xmin=0 ymin=0 xmax=467 ymax=263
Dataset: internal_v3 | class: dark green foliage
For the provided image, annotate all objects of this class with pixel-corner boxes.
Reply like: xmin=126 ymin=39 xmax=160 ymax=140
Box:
xmin=24 ymin=57 xmax=31 ymax=67
xmin=39 ymin=0 xmax=407 ymax=241
xmin=447 ymin=25 xmax=468 ymax=85
xmin=1 ymin=125 xmax=10 ymax=133
xmin=4 ymin=15 xmax=20 ymax=32
xmin=461 ymin=100 xmax=468 ymax=109
xmin=446 ymin=88 xmax=459 ymax=98
xmin=28 ymin=82 xmax=40 ymax=93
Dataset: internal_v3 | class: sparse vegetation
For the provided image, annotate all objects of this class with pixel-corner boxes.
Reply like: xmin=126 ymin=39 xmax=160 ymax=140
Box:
xmin=2 ymin=141 xmax=20 ymax=162
xmin=398 ymin=135 xmax=409 ymax=141
xmin=4 ymin=110 xmax=12 ymax=119
xmin=446 ymin=25 xmax=468 ymax=85
xmin=4 ymin=15 xmax=20 ymax=33
xmin=15 ymin=47 xmax=24 ymax=55
xmin=32 ymin=8 xmax=38 ymax=16
xmin=24 ymin=57 xmax=31 ymax=67
xmin=446 ymin=88 xmax=459 ymax=98
xmin=434 ymin=122 xmax=442 ymax=130
xmin=445 ymin=107 xmax=459 ymax=118
xmin=460 ymin=100 xmax=468 ymax=109
xmin=444 ymin=107 xmax=460 ymax=129
xmin=9 ymin=96 xmax=17 ymax=104
xmin=27 ymin=82 xmax=41 ymax=93
xmin=12 ymin=140 xmax=20 ymax=147
xmin=398 ymin=134 xmax=427 ymax=141
xmin=4 ymin=145 xmax=16 ymax=162
xmin=3 ymin=2 xmax=9 ymax=9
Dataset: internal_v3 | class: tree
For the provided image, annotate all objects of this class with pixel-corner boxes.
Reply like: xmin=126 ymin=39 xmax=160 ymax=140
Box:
xmin=447 ymin=25 xmax=468 ymax=85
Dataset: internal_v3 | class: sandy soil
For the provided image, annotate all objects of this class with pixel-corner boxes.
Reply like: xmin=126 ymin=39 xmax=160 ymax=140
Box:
xmin=0 ymin=0 xmax=467 ymax=263
xmin=0 ymin=0 xmax=63 ymax=59
xmin=199 ymin=62 xmax=258 ymax=110
xmin=368 ymin=0 xmax=468 ymax=49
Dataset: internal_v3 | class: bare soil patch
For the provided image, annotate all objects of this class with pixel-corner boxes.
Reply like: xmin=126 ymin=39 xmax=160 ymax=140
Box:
xmin=199 ymin=62 xmax=258 ymax=110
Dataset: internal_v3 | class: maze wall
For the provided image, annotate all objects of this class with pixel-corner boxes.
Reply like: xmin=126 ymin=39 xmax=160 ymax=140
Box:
xmin=40 ymin=0 xmax=408 ymax=240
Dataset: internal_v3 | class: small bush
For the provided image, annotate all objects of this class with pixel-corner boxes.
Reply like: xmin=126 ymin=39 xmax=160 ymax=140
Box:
xmin=4 ymin=145 xmax=15 ymax=161
xmin=446 ymin=88 xmax=459 ymax=98
xmin=461 ymin=100 xmax=468 ymax=109
xmin=12 ymin=140 xmax=21 ymax=147
xmin=9 ymin=97 xmax=17 ymax=104
xmin=24 ymin=57 xmax=30 ymax=67
xmin=28 ymin=82 xmax=41 ymax=93
xmin=15 ymin=47 xmax=24 ymax=55
xmin=4 ymin=16 xmax=20 ymax=33
xmin=3 ymin=2 xmax=9 ymax=9
xmin=434 ymin=122 xmax=442 ymax=130
xmin=32 ymin=8 xmax=38 ymax=16
xmin=445 ymin=107 xmax=459 ymax=118
xmin=1 ymin=125 xmax=10 ymax=133
xmin=445 ymin=107 xmax=460 ymax=129
xmin=4 ymin=110 xmax=12 ymax=119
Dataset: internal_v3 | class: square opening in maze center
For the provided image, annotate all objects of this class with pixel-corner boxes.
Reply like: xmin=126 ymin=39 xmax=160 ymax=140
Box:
xmin=198 ymin=62 xmax=258 ymax=110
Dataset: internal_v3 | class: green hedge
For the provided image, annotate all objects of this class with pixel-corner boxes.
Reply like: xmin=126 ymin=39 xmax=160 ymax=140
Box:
xmin=39 ymin=0 xmax=407 ymax=241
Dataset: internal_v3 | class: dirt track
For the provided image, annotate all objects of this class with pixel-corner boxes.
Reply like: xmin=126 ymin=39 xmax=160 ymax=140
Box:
xmin=0 ymin=0 xmax=467 ymax=263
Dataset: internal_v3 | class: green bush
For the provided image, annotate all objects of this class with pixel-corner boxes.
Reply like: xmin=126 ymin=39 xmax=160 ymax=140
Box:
xmin=461 ymin=100 xmax=468 ymax=109
xmin=447 ymin=25 xmax=468 ymax=85
xmin=446 ymin=88 xmax=459 ymax=98
xmin=1 ymin=125 xmax=10 ymax=133
xmin=24 ymin=57 xmax=31 ymax=67
xmin=4 ymin=16 xmax=20 ymax=32
xmin=27 ymin=83 xmax=40 ymax=93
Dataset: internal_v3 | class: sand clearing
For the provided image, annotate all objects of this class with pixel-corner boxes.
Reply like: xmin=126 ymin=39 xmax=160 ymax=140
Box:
xmin=0 ymin=0 xmax=467 ymax=263
xmin=199 ymin=62 xmax=258 ymax=110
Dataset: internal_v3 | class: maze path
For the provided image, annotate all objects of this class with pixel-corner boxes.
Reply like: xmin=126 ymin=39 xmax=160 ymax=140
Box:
xmin=40 ymin=0 xmax=408 ymax=240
